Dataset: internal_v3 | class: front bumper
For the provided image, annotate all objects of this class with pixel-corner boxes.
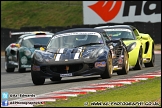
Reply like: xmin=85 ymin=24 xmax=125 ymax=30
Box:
xmin=31 ymin=59 xmax=107 ymax=78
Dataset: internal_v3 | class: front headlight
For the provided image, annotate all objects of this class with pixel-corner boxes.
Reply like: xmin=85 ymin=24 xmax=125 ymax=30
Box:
xmin=127 ymin=42 xmax=136 ymax=52
xmin=91 ymin=49 xmax=104 ymax=58
xmin=24 ymin=49 xmax=32 ymax=56
xmin=34 ymin=53 xmax=43 ymax=62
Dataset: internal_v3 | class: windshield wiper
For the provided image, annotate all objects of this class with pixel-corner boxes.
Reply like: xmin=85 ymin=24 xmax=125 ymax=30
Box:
xmin=75 ymin=43 xmax=103 ymax=48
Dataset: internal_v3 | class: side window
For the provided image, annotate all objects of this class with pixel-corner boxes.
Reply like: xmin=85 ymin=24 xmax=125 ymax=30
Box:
xmin=16 ymin=38 xmax=22 ymax=44
xmin=102 ymin=32 xmax=110 ymax=41
xmin=18 ymin=39 xmax=22 ymax=46
xmin=133 ymin=29 xmax=139 ymax=36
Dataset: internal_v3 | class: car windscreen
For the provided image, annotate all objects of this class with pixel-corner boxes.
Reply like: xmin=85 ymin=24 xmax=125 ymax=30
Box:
xmin=47 ymin=32 xmax=104 ymax=49
xmin=21 ymin=36 xmax=51 ymax=48
xmin=104 ymin=29 xmax=136 ymax=40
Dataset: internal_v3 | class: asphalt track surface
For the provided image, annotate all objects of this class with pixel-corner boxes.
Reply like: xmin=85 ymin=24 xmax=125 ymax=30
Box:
xmin=1 ymin=54 xmax=161 ymax=101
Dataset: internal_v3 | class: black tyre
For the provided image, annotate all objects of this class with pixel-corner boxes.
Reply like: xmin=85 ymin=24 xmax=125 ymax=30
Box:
xmin=50 ymin=77 xmax=62 ymax=81
xmin=117 ymin=51 xmax=129 ymax=75
xmin=133 ymin=48 xmax=143 ymax=70
xmin=144 ymin=49 xmax=155 ymax=67
xmin=17 ymin=55 xmax=26 ymax=73
xmin=31 ymin=71 xmax=45 ymax=85
xmin=5 ymin=54 xmax=15 ymax=72
xmin=101 ymin=52 xmax=113 ymax=79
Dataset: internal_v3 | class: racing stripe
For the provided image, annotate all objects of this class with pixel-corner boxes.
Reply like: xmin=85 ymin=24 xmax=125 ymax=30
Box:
xmin=55 ymin=54 xmax=61 ymax=61
xmin=74 ymin=47 xmax=83 ymax=59
xmin=74 ymin=53 xmax=80 ymax=59
xmin=77 ymin=47 xmax=83 ymax=52
xmin=59 ymin=48 xmax=64 ymax=53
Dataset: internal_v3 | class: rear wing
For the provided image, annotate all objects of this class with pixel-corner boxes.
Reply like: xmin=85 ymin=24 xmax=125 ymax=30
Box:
xmin=9 ymin=31 xmax=52 ymax=38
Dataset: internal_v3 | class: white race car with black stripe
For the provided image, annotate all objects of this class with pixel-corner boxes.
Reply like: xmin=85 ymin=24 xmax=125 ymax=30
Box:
xmin=31 ymin=28 xmax=129 ymax=85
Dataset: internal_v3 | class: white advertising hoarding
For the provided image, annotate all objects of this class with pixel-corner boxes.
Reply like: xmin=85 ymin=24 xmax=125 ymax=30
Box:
xmin=83 ymin=1 xmax=161 ymax=24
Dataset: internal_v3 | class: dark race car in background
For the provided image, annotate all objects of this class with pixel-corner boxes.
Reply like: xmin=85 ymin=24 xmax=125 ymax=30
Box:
xmin=5 ymin=31 xmax=54 ymax=73
xmin=31 ymin=28 xmax=129 ymax=85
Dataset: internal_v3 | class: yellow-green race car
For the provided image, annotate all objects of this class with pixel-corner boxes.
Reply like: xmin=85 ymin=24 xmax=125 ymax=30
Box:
xmin=95 ymin=25 xmax=155 ymax=70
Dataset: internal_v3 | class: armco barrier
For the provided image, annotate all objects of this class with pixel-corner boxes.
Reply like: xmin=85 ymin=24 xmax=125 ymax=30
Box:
xmin=1 ymin=22 xmax=161 ymax=52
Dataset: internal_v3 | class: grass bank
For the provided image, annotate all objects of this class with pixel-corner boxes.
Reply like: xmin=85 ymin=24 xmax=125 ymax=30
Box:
xmin=36 ymin=77 xmax=161 ymax=107
xmin=1 ymin=1 xmax=83 ymax=29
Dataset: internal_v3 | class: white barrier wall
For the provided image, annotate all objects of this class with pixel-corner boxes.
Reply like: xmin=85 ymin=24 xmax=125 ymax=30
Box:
xmin=83 ymin=1 xmax=161 ymax=24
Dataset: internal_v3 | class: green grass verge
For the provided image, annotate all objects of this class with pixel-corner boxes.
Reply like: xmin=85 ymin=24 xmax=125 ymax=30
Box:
xmin=36 ymin=77 xmax=161 ymax=107
xmin=1 ymin=1 xmax=83 ymax=29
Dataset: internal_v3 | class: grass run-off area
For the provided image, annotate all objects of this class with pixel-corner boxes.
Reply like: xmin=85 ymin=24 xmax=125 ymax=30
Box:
xmin=36 ymin=77 xmax=161 ymax=107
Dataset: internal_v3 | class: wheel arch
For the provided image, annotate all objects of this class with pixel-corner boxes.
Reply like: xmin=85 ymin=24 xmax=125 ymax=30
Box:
xmin=134 ymin=45 xmax=143 ymax=65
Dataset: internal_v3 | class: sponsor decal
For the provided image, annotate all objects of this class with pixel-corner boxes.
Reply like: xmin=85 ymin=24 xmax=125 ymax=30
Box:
xmin=53 ymin=32 xmax=101 ymax=39
xmin=84 ymin=1 xmax=161 ymax=24
xmin=95 ymin=61 xmax=106 ymax=68
xmin=104 ymin=29 xmax=131 ymax=32
xmin=88 ymin=1 xmax=122 ymax=22
xmin=32 ymin=65 xmax=40 ymax=71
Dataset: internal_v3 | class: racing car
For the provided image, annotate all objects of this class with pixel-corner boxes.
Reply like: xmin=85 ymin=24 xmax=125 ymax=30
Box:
xmin=95 ymin=25 xmax=155 ymax=70
xmin=31 ymin=28 xmax=129 ymax=85
xmin=5 ymin=31 xmax=54 ymax=73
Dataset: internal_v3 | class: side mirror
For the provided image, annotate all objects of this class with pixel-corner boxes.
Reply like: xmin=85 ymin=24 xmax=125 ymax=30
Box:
xmin=141 ymin=35 xmax=149 ymax=40
xmin=136 ymin=35 xmax=142 ymax=39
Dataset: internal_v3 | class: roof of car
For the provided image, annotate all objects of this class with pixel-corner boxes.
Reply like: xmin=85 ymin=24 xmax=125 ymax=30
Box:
xmin=54 ymin=28 xmax=106 ymax=35
xmin=95 ymin=25 xmax=137 ymax=31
